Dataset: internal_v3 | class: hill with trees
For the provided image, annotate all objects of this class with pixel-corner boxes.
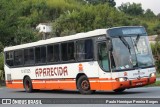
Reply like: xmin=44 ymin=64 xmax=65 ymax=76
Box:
xmin=0 ymin=0 xmax=160 ymax=47
xmin=0 ymin=0 xmax=160 ymax=73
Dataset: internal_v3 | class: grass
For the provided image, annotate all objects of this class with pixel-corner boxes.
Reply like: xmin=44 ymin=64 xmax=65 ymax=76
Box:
xmin=146 ymin=80 xmax=160 ymax=87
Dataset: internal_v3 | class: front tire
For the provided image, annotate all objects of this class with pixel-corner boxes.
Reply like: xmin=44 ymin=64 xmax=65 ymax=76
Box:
xmin=77 ymin=75 xmax=95 ymax=94
xmin=23 ymin=77 xmax=33 ymax=93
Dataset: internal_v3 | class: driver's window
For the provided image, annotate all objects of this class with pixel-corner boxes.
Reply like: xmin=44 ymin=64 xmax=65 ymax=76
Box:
xmin=98 ymin=42 xmax=109 ymax=71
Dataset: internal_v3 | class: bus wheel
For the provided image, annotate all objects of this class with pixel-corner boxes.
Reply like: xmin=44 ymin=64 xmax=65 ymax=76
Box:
xmin=114 ymin=89 xmax=125 ymax=93
xmin=77 ymin=75 xmax=94 ymax=94
xmin=23 ymin=77 xmax=33 ymax=93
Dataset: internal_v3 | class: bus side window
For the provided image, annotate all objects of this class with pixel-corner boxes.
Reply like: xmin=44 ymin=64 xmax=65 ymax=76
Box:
xmin=35 ymin=46 xmax=46 ymax=64
xmin=35 ymin=47 xmax=41 ymax=63
xmin=85 ymin=39 xmax=93 ymax=59
xmin=41 ymin=46 xmax=46 ymax=63
xmin=61 ymin=43 xmax=68 ymax=61
xmin=61 ymin=42 xmax=75 ymax=61
xmin=68 ymin=42 xmax=75 ymax=60
xmin=24 ymin=48 xmax=34 ymax=65
xmin=77 ymin=39 xmax=93 ymax=61
xmin=76 ymin=40 xmax=85 ymax=61
xmin=14 ymin=50 xmax=23 ymax=66
xmin=47 ymin=44 xmax=60 ymax=62
xmin=6 ymin=51 xmax=14 ymax=66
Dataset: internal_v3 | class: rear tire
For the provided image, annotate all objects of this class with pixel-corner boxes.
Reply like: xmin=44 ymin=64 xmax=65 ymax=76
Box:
xmin=114 ymin=89 xmax=125 ymax=93
xmin=77 ymin=75 xmax=95 ymax=94
xmin=23 ymin=77 xmax=33 ymax=93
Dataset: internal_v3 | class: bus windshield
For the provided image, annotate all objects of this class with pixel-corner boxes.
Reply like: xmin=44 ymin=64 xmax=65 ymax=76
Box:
xmin=111 ymin=36 xmax=154 ymax=71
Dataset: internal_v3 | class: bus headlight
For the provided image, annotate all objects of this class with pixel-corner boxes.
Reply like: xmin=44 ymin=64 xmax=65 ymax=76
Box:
xmin=116 ymin=77 xmax=128 ymax=82
xmin=150 ymin=73 xmax=156 ymax=77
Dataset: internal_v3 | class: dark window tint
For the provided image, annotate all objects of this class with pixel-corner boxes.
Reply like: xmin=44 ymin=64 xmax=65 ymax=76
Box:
xmin=24 ymin=48 xmax=34 ymax=65
xmin=6 ymin=51 xmax=14 ymax=66
xmin=77 ymin=39 xmax=93 ymax=61
xmin=68 ymin=42 xmax=75 ymax=60
xmin=35 ymin=46 xmax=46 ymax=63
xmin=61 ymin=42 xmax=75 ymax=61
xmin=14 ymin=50 xmax=23 ymax=66
xmin=85 ymin=39 xmax=93 ymax=59
xmin=61 ymin=43 xmax=67 ymax=61
xmin=47 ymin=44 xmax=60 ymax=62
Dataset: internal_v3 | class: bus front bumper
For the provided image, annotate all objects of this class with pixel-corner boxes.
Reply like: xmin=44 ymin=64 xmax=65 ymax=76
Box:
xmin=112 ymin=77 xmax=156 ymax=90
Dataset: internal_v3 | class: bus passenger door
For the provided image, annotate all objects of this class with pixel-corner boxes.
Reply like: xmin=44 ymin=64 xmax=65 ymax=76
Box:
xmin=97 ymin=42 xmax=113 ymax=90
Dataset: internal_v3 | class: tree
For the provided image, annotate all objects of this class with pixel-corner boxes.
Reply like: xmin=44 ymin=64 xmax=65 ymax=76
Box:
xmin=84 ymin=0 xmax=116 ymax=6
xmin=153 ymin=23 xmax=160 ymax=35
xmin=0 ymin=53 xmax=4 ymax=71
xmin=157 ymin=13 xmax=160 ymax=19
xmin=144 ymin=9 xmax=155 ymax=18
xmin=0 ymin=42 xmax=3 ymax=53
xmin=118 ymin=2 xmax=144 ymax=16
xmin=0 ymin=0 xmax=160 ymax=47
xmin=52 ymin=4 xmax=127 ymax=37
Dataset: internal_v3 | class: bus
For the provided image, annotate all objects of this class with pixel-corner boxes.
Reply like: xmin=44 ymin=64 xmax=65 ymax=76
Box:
xmin=4 ymin=26 xmax=156 ymax=94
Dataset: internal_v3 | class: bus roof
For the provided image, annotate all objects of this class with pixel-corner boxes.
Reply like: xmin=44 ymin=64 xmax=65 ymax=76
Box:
xmin=4 ymin=29 xmax=107 ymax=51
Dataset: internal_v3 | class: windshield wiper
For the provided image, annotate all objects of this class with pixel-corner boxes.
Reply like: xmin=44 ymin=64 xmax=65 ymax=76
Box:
xmin=119 ymin=36 xmax=131 ymax=54
xmin=133 ymin=34 xmax=140 ymax=51
xmin=135 ymin=34 xmax=140 ymax=46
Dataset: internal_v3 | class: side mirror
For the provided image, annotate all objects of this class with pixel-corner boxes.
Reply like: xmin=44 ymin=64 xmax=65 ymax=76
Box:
xmin=106 ymin=37 xmax=111 ymax=40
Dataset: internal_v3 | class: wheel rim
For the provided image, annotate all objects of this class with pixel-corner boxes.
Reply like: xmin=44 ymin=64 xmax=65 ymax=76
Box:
xmin=81 ymin=80 xmax=89 ymax=90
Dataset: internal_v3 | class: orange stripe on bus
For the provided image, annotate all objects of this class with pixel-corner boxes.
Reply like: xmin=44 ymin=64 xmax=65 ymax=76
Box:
xmin=6 ymin=77 xmax=156 ymax=91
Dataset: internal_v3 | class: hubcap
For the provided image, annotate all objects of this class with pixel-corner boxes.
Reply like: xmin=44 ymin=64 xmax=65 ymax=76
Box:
xmin=81 ymin=80 xmax=89 ymax=90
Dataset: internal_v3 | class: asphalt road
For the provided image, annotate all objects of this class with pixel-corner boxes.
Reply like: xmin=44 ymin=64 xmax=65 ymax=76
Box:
xmin=0 ymin=87 xmax=160 ymax=98
xmin=0 ymin=87 xmax=160 ymax=107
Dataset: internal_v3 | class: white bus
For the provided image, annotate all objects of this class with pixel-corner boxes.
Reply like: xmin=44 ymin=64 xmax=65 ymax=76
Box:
xmin=4 ymin=26 xmax=156 ymax=94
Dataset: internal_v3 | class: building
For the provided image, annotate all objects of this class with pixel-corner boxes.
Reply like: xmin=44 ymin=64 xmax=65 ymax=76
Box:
xmin=36 ymin=23 xmax=52 ymax=39
xmin=148 ymin=35 xmax=158 ymax=44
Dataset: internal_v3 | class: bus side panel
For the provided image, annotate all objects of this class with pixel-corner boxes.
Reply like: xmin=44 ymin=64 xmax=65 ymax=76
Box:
xmin=44 ymin=79 xmax=77 ymax=90
xmin=32 ymin=80 xmax=45 ymax=89
xmin=57 ymin=83 xmax=77 ymax=90
xmin=98 ymin=67 xmax=114 ymax=90
xmin=31 ymin=80 xmax=76 ymax=90
xmin=100 ymin=83 xmax=113 ymax=90
xmin=89 ymin=78 xmax=113 ymax=91
xmin=5 ymin=65 xmax=23 ymax=89
xmin=89 ymin=78 xmax=101 ymax=90
xmin=43 ymin=81 xmax=60 ymax=90
xmin=6 ymin=80 xmax=24 ymax=89
xmin=5 ymin=61 xmax=100 ymax=91
xmin=6 ymin=83 xmax=23 ymax=89
xmin=77 ymin=62 xmax=100 ymax=90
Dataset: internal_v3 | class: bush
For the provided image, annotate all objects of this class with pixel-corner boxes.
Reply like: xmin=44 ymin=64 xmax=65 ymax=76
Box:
xmin=0 ymin=70 xmax=4 ymax=81
xmin=0 ymin=42 xmax=3 ymax=52
xmin=0 ymin=53 xmax=4 ymax=81
xmin=151 ymin=42 xmax=160 ymax=73
xmin=0 ymin=53 xmax=4 ymax=71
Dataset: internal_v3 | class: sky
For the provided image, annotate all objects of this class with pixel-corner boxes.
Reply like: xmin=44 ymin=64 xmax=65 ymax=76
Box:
xmin=115 ymin=0 xmax=160 ymax=15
